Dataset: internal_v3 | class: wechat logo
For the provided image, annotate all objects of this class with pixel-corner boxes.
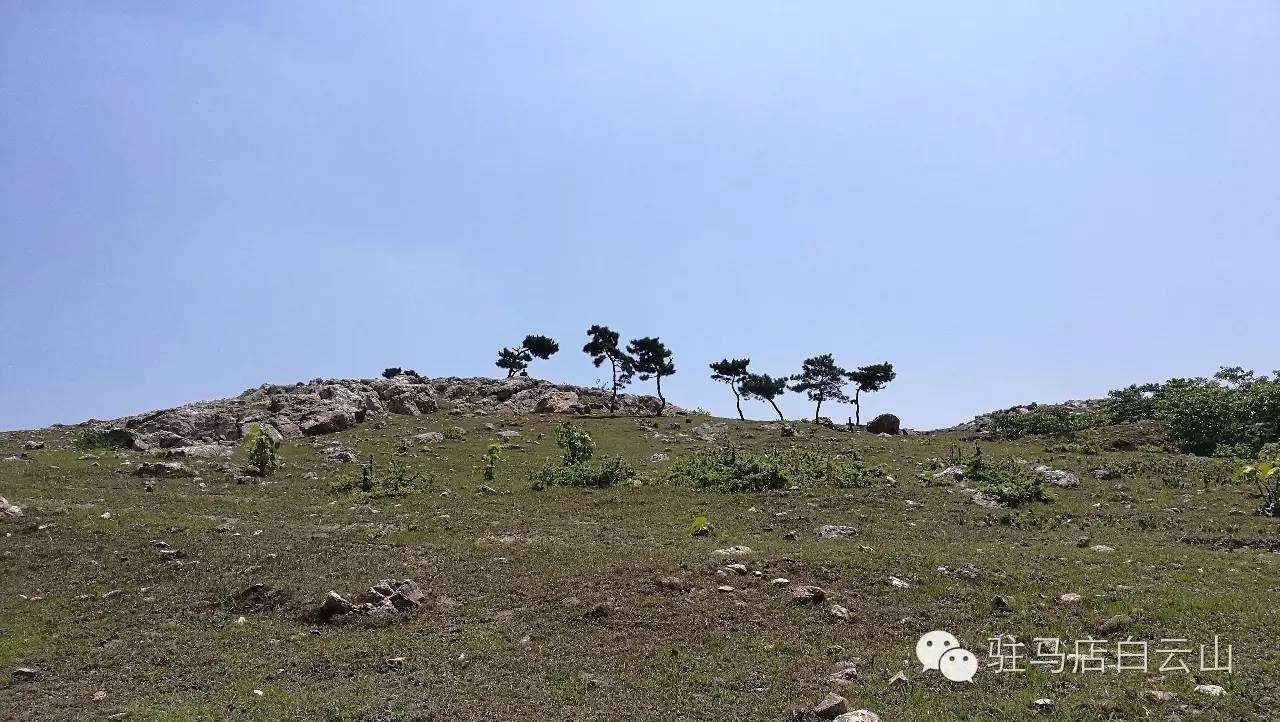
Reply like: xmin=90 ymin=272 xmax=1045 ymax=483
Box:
xmin=917 ymin=630 xmax=978 ymax=683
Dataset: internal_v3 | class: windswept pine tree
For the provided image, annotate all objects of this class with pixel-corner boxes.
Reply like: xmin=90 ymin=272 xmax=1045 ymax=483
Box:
xmin=741 ymin=373 xmax=788 ymax=421
xmin=790 ymin=354 xmax=849 ymax=422
xmin=627 ymin=336 xmax=676 ymax=416
xmin=495 ymin=334 xmax=560 ymax=378
xmin=582 ymin=325 xmax=634 ymax=412
xmin=847 ymin=362 xmax=896 ymax=425
xmin=709 ymin=358 xmax=751 ymax=420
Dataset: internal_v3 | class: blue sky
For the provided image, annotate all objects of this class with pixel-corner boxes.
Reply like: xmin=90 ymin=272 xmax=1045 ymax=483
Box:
xmin=2 ymin=2 xmax=1277 ymax=431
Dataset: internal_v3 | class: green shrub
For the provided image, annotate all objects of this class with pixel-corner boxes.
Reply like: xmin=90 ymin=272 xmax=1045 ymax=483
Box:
xmin=556 ymin=422 xmax=594 ymax=464
xmin=241 ymin=423 xmax=283 ymax=477
xmin=1103 ymin=384 xmax=1160 ymax=423
xmin=1044 ymin=441 xmax=1099 ymax=455
xmin=75 ymin=426 xmax=132 ymax=450
xmin=779 ymin=422 xmax=797 ymax=438
xmin=480 ymin=443 xmax=502 ymax=482
xmin=684 ymin=515 xmax=716 ymax=537
xmin=668 ymin=445 xmax=886 ymax=492
xmin=966 ymin=456 xmax=1054 ymax=505
xmin=331 ymin=455 xmax=429 ymax=499
xmin=1235 ymin=447 xmax=1280 ymax=517
xmin=442 ymin=426 xmax=466 ymax=441
xmin=530 ymin=455 xmax=637 ymax=489
xmin=989 ymin=406 xmax=1087 ymax=440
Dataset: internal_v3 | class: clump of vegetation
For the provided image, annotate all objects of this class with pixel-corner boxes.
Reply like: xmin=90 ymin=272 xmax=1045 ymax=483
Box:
xmin=495 ymin=334 xmax=560 ymax=378
xmin=684 ymin=515 xmax=716 ymax=537
xmin=530 ymin=456 xmax=637 ymax=489
xmin=443 ymin=426 xmax=466 ymax=441
xmin=556 ymin=422 xmax=594 ymax=464
xmin=668 ymin=445 xmax=885 ymax=492
xmin=75 ymin=426 xmax=132 ymax=450
xmin=1235 ymin=445 xmax=1280 ymax=517
xmin=965 ymin=455 xmax=1053 ymax=505
xmin=480 ymin=443 xmax=503 ymax=482
xmin=989 ymin=406 xmax=1097 ymax=440
xmin=1044 ymin=441 xmax=1099 ymax=455
xmin=779 ymin=422 xmax=798 ymax=438
xmin=241 ymin=423 xmax=283 ymax=477
xmin=382 ymin=367 xmax=421 ymax=379
xmin=332 ymin=455 xmax=429 ymax=499
xmin=1100 ymin=368 xmax=1280 ymax=457
xmin=531 ymin=421 xmax=635 ymax=488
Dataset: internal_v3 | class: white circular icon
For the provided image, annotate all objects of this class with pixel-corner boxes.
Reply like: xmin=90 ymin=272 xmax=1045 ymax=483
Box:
xmin=916 ymin=630 xmax=961 ymax=671
xmin=939 ymin=648 xmax=978 ymax=682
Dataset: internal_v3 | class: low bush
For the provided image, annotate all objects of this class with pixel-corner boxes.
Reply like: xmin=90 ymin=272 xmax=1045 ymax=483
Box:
xmin=75 ymin=426 xmax=132 ymax=450
xmin=242 ymin=423 xmax=283 ymax=477
xmin=530 ymin=456 xmax=636 ymax=489
xmin=1235 ymin=445 xmax=1280 ymax=517
xmin=442 ymin=426 xmax=466 ymax=441
xmin=332 ymin=455 xmax=430 ymax=499
xmin=668 ymin=445 xmax=886 ymax=492
xmin=989 ymin=406 xmax=1098 ymax=440
xmin=556 ymin=422 xmax=594 ymax=464
xmin=684 ymin=515 xmax=716 ymax=537
xmin=965 ymin=455 xmax=1054 ymax=505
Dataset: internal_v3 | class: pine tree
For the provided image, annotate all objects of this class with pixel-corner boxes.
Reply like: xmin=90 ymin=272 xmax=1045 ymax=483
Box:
xmin=710 ymin=358 xmax=751 ymax=420
xmin=627 ymin=337 xmax=676 ymax=416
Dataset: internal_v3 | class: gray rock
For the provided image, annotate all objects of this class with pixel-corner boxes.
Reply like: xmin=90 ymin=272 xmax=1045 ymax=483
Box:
xmin=1097 ymin=613 xmax=1132 ymax=634
xmin=414 ymin=432 xmax=445 ymax=444
xmin=496 ymin=430 xmax=521 ymax=439
xmin=317 ymin=591 xmax=354 ymax=621
xmin=866 ymin=414 xmax=900 ymax=435
xmin=691 ymin=422 xmax=728 ymax=442
xmin=11 ymin=666 xmax=40 ymax=682
xmin=0 ymin=496 xmax=22 ymax=518
xmin=792 ymin=585 xmax=826 ymax=604
xmin=816 ymin=524 xmax=858 ymax=539
xmin=134 ymin=461 xmax=193 ymax=478
xmin=21 ymin=440 xmax=44 ymax=450
xmin=813 ymin=693 xmax=849 ymax=719
xmin=833 ymin=712 xmax=882 ymax=722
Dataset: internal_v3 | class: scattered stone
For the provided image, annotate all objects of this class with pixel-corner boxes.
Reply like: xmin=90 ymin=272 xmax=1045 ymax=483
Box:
xmin=93 ymin=690 xmax=108 ymax=701
xmin=1059 ymin=592 xmax=1083 ymax=604
xmin=496 ymin=430 xmax=521 ymax=439
xmin=22 ymin=440 xmax=44 ymax=450
xmin=771 ymin=578 xmax=791 ymax=587
xmin=936 ymin=564 xmax=979 ymax=580
xmin=827 ymin=604 xmax=854 ymax=622
xmin=0 ymin=496 xmax=22 ymax=518
xmin=833 ymin=713 xmax=881 ymax=722
xmin=888 ymin=670 xmax=908 ymax=686
xmin=932 ymin=466 xmax=966 ymax=481
xmin=584 ymin=601 xmax=615 ymax=619
xmin=12 ymin=666 xmax=40 ymax=682
xmin=650 ymin=452 xmax=669 ymax=462
xmin=792 ymin=585 xmax=826 ymax=604
xmin=414 ymin=432 xmax=445 ymax=444
xmin=1076 ymin=536 xmax=1091 ymax=548
xmin=813 ymin=692 xmax=849 ymax=719
xmin=717 ymin=584 xmax=736 ymax=593
xmin=1194 ymin=684 xmax=1226 ymax=697
xmin=828 ymin=660 xmax=860 ymax=684
xmin=1093 ymin=467 xmax=1118 ymax=480
xmin=656 ymin=576 xmax=686 ymax=591
xmin=691 ymin=422 xmax=728 ymax=442
xmin=815 ymin=524 xmax=858 ymax=539
xmin=317 ymin=580 xmax=425 ymax=621
xmin=712 ymin=545 xmax=752 ymax=556
xmin=1032 ymin=698 xmax=1052 ymax=708
xmin=782 ymin=530 xmax=798 ymax=540
xmin=887 ymin=576 xmax=910 ymax=589
xmin=1097 ymin=613 xmax=1132 ymax=635
xmin=479 ymin=485 xmax=502 ymax=495
xmin=1145 ymin=690 xmax=1177 ymax=702
xmin=134 ymin=461 xmax=192 ymax=478
xmin=1090 ymin=545 xmax=1115 ymax=553
xmin=992 ymin=595 xmax=1013 ymax=611
xmin=724 ymin=563 xmax=749 ymax=575
xmin=1016 ymin=460 xmax=1080 ymax=488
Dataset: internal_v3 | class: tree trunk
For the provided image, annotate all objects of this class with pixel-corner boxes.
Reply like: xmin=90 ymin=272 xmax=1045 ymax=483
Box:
xmin=814 ymin=397 xmax=823 ymax=422
xmin=655 ymin=374 xmax=666 ymax=416
xmin=853 ymin=389 xmax=861 ymax=425
xmin=768 ymin=399 xmax=784 ymax=421
xmin=609 ymin=358 xmax=619 ymax=412
xmin=733 ymin=387 xmax=744 ymax=421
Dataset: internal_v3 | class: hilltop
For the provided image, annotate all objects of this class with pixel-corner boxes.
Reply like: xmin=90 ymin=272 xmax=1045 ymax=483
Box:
xmin=1 ymin=378 xmax=1277 ymax=721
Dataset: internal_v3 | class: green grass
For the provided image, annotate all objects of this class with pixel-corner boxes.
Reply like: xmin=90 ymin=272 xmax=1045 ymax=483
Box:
xmin=2 ymin=412 xmax=1277 ymax=720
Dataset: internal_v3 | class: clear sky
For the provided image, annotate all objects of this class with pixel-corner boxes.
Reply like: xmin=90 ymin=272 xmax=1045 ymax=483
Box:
xmin=2 ymin=2 xmax=1278 ymax=431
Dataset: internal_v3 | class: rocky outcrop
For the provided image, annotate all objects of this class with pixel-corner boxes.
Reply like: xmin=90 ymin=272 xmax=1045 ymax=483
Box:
xmin=866 ymin=413 xmax=900 ymax=435
xmin=79 ymin=376 xmax=675 ymax=450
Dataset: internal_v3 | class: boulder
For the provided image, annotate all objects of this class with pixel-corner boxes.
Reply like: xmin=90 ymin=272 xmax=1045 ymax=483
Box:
xmin=134 ymin=461 xmax=193 ymax=478
xmin=414 ymin=432 xmax=445 ymax=444
xmin=301 ymin=409 xmax=359 ymax=436
xmin=0 ymin=496 xmax=22 ymax=518
xmin=866 ymin=414 xmax=900 ymax=435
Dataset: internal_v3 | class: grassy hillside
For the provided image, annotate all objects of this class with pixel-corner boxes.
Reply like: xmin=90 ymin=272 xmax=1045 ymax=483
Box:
xmin=2 ymin=411 xmax=1277 ymax=721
